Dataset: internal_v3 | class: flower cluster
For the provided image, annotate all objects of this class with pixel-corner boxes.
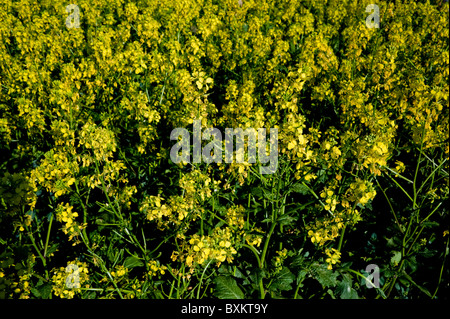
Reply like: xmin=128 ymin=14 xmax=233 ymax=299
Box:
xmin=325 ymin=248 xmax=341 ymax=270
xmin=272 ymin=249 xmax=288 ymax=275
xmin=344 ymin=179 xmax=377 ymax=207
xmin=140 ymin=195 xmax=191 ymax=229
xmin=55 ymin=203 xmax=86 ymax=244
xmin=244 ymin=232 xmax=263 ymax=248
xmin=172 ymin=227 xmax=239 ymax=270
xmin=51 ymin=261 xmax=89 ymax=299
xmin=307 ymin=216 xmax=344 ymax=247
xmin=225 ymin=205 xmax=246 ymax=230
xmin=10 ymin=273 xmax=32 ymax=299
xmin=30 ymin=150 xmax=79 ymax=198
xmin=78 ymin=121 xmax=117 ymax=161
xmin=147 ymin=260 xmax=167 ymax=278
xmin=0 ymin=172 xmax=36 ymax=213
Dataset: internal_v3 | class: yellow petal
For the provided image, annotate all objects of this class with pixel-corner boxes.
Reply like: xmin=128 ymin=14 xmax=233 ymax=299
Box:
xmin=288 ymin=141 xmax=296 ymax=150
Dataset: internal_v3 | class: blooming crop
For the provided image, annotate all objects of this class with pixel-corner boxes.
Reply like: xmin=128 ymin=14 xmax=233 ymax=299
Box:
xmin=0 ymin=0 xmax=448 ymax=300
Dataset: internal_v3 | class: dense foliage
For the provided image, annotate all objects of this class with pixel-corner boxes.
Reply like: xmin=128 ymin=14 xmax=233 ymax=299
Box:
xmin=0 ymin=0 xmax=448 ymax=299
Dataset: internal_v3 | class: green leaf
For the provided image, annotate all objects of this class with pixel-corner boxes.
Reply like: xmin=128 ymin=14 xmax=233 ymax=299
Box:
xmin=40 ymin=283 xmax=53 ymax=299
xmin=386 ymin=237 xmax=396 ymax=247
xmin=231 ymin=267 xmax=246 ymax=279
xmin=291 ymin=253 xmax=306 ymax=269
xmin=327 ymin=288 xmax=336 ymax=299
xmin=402 ymin=272 xmax=432 ymax=297
xmin=291 ymin=183 xmax=309 ymax=195
xmin=296 ymin=269 xmax=308 ymax=285
xmin=405 ymin=255 xmax=418 ymax=272
xmin=214 ymin=276 xmax=245 ymax=299
xmin=32 ymin=280 xmax=52 ymax=299
xmin=270 ymin=267 xmax=295 ymax=291
xmin=262 ymin=190 xmax=276 ymax=201
xmin=337 ymin=273 xmax=359 ymax=299
xmin=310 ymin=262 xmax=338 ymax=288
xmin=317 ymin=169 xmax=328 ymax=183
xmin=422 ymin=221 xmax=439 ymax=228
xmin=123 ymin=256 xmax=144 ymax=269
xmin=277 ymin=214 xmax=297 ymax=226
xmin=244 ymin=268 xmax=265 ymax=287
xmin=338 ymin=284 xmax=359 ymax=299
xmin=391 ymin=251 xmax=402 ymax=266
xmin=419 ymin=248 xmax=437 ymax=258
xmin=31 ymin=287 xmax=41 ymax=298
xmin=251 ymin=187 xmax=264 ymax=198
xmin=46 ymin=243 xmax=59 ymax=255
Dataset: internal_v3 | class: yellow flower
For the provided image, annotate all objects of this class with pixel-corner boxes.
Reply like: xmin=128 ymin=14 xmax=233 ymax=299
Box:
xmin=245 ymin=233 xmax=263 ymax=247
xmin=331 ymin=146 xmax=341 ymax=159
xmin=288 ymin=140 xmax=297 ymax=150
xmin=186 ymin=255 xmax=194 ymax=267
xmin=308 ymin=230 xmax=323 ymax=245
xmin=51 ymin=261 xmax=89 ymax=299
xmin=394 ymin=160 xmax=405 ymax=175
xmin=325 ymin=248 xmax=341 ymax=270
xmin=147 ymin=260 xmax=167 ymax=277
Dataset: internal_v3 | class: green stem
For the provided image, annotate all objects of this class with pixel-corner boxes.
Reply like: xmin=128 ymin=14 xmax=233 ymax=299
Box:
xmin=402 ymin=213 xmax=415 ymax=256
xmin=168 ymin=280 xmax=176 ymax=299
xmin=259 ymin=277 xmax=265 ymax=299
xmin=260 ymin=222 xmax=277 ymax=269
xmin=293 ymin=276 xmax=306 ymax=299
xmin=74 ymin=179 xmax=89 ymax=245
xmin=432 ymin=235 xmax=449 ymax=299
xmin=345 ymin=268 xmax=386 ymax=298
xmin=243 ymin=244 xmax=261 ymax=267
xmin=413 ymin=124 xmax=427 ymax=223
xmin=301 ymin=181 xmax=335 ymax=216
xmin=43 ymin=213 xmax=53 ymax=258
xmin=380 ymin=165 xmax=413 ymax=184
xmin=27 ymin=227 xmax=46 ymax=268
xmin=416 ymin=158 xmax=447 ymax=195
xmin=375 ymin=177 xmax=402 ymax=233
xmin=405 ymin=226 xmax=425 ymax=257
xmin=258 ymin=216 xmax=278 ymax=300
xmin=383 ymin=171 xmax=414 ymax=203
xmin=78 ymin=228 xmax=124 ymax=299
xmin=293 ymin=282 xmax=301 ymax=299
xmin=100 ymin=261 xmax=124 ymax=299
xmin=197 ymin=259 xmax=212 ymax=299
xmin=405 ymin=202 xmax=441 ymax=249
xmin=337 ymin=224 xmax=346 ymax=252
xmin=94 ymin=160 xmax=122 ymax=222
xmin=385 ymin=259 xmax=405 ymax=298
